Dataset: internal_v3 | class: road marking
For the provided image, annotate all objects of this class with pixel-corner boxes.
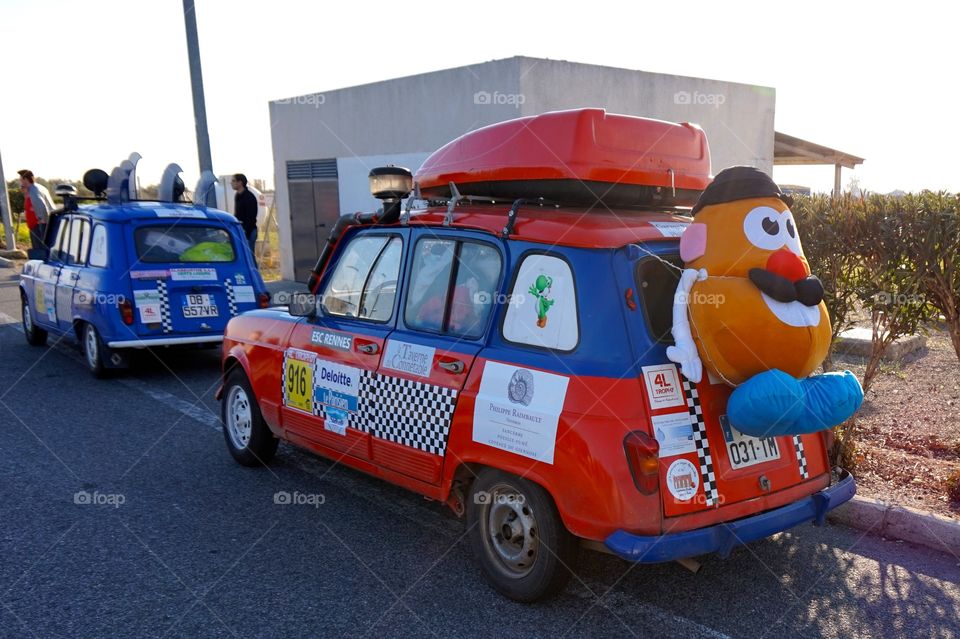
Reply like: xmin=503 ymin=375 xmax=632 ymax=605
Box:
xmin=0 ymin=310 xmax=733 ymax=638
xmin=0 ymin=311 xmax=221 ymax=431
xmin=573 ymin=585 xmax=735 ymax=639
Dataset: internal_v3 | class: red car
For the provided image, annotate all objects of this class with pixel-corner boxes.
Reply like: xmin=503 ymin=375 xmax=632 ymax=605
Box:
xmin=218 ymin=109 xmax=854 ymax=602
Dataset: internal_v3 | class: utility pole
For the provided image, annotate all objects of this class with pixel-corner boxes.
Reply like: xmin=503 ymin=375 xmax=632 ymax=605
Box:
xmin=182 ymin=0 xmax=213 ymax=175
xmin=0 ymin=149 xmax=15 ymax=250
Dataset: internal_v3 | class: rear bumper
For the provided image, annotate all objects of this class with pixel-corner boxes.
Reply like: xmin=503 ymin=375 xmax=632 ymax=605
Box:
xmin=107 ymin=335 xmax=223 ymax=348
xmin=604 ymin=469 xmax=856 ymax=563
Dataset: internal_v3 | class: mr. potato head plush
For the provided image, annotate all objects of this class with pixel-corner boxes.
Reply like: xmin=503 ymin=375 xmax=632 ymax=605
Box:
xmin=667 ymin=166 xmax=863 ymax=437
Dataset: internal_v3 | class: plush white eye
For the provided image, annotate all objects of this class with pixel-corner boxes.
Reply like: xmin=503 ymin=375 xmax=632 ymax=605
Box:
xmin=743 ymin=205 xmax=787 ymax=251
xmin=781 ymin=209 xmax=803 ymax=254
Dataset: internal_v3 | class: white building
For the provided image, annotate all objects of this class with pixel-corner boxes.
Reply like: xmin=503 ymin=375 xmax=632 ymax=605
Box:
xmin=269 ymin=56 xmax=778 ymax=281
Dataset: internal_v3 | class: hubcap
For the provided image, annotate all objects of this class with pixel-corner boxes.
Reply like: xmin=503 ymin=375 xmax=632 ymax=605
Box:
xmin=226 ymin=385 xmax=253 ymax=449
xmin=481 ymin=483 xmax=539 ymax=578
xmin=85 ymin=326 xmax=99 ymax=368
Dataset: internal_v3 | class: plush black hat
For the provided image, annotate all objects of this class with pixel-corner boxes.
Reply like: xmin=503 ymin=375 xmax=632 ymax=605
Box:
xmin=691 ymin=166 xmax=793 ymax=215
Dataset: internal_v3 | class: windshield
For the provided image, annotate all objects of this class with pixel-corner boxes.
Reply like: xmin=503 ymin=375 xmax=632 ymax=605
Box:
xmin=134 ymin=225 xmax=235 ymax=263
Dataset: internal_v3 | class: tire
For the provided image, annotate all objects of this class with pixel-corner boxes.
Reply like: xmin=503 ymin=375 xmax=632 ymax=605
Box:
xmin=221 ymin=368 xmax=278 ymax=467
xmin=82 ymin=323 xmax=107 ymax=378
xmin=21 ymin=295 xmax=47 ymax=346
xmin=467 ymin=468 xmax=579 ymax=602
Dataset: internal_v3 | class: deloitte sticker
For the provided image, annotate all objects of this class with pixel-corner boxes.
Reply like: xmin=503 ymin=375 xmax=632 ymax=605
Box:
xmin=665 ymin=458 xmax=700 ymax=502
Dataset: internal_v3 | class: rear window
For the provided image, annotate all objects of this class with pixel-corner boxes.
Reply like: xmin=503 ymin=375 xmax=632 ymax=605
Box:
xmin=635 ymin=255 xmax=682 ymax=343
xmin=134 ymin=225 xmax=235 ymax=263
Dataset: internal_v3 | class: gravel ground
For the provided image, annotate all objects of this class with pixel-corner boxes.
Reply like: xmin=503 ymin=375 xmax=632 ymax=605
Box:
xmin=836 ymin=329 xmax=960 ymax=518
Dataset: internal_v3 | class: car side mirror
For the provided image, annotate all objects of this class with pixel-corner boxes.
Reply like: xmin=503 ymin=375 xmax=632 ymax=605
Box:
xmin=287 ymin=293 xmax=317 ymax=318
xmin=27 ymin=248 xmax=49 ymax=261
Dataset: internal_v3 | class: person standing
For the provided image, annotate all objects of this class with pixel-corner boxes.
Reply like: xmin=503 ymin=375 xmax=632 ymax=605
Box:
xmin=18 ymin=170 xmax=55 ymax=250
xmin=231 ymin=173 xmax=258 ymax=266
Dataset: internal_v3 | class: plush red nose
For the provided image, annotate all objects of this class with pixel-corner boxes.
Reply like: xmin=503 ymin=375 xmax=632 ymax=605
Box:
xmin=766 ymin=249 xmax=807 ymax=282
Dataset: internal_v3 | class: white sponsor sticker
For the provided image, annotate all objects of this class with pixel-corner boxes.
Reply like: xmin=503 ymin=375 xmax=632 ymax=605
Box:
xmin=170 ymin=267 xmax=218 ymax=281
xmin=641 ymin=364 xmax=685 ymax=409
xmin=43 ymin=283 xmax=56 ymax=322
xmin=323 ymin=408 xmax=348 ymax=436
xmin=154 ymin=207 xmax=207 ymax=219
xmin=382 ymin=340 xmax=435 ymax=378
xmin=648 ymin=221 xmax=688 ymax=238
xmin=472 ymin=361 xmax=569 ymax=464
xmin=233 ymin=285 xmax=256 ymax=304
xmin=134 ymin=289 xmax=162 ymax=324
xmin=652 ymin=412 xmax=696 ymax=457
xmin=130 ymin=269 xmax=170 ymax=280
xmin=665 ymin=458 xmax=700 ymax=502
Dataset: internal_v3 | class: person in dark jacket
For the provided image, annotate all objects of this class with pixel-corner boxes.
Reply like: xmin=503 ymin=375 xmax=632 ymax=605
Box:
xmin=231 ymin=173 xmax=259 ymax=266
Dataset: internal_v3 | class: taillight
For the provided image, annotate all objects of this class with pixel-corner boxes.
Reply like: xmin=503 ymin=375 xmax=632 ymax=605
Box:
xmin=119 ymin=298 xmax=134 ymax=325
xmin=257 ymin=292 xmax=270 ymax=308
xmin=623 ymin=431 xmax=660 ymax=495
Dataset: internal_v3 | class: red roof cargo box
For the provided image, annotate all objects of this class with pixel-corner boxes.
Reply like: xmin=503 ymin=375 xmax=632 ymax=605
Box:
xmin=415 ymin=108 xmax=712 ymax=208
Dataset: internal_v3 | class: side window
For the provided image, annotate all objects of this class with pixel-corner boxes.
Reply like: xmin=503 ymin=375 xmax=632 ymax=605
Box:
xmin=503 ymin=254 xmax=579 ymax=351
xmin=66 ymin=218 xmax=84 ymax=264
xmin=77 ymin=219 xmax=92 ymax=265
xmin=635 ymin=255 xmax=682 ymax=343
xmin=321 ymin=235 xmax=398 ymax=319
xmin=89 ymin=224 xmax=108 ymax=268
xmin=405 ymin=239 xmax=455 ymax=332
xmin=359 ymin=237 xmax=402 ymax=321
xmin=50 ymin=217 xmax=71 ymax=262
xmin=404 ymin=238 xmax=501 ymax=339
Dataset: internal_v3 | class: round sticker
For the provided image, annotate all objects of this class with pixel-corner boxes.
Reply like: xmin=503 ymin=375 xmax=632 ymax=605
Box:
xmin=665 ymin=459 xmax=700 ymax=502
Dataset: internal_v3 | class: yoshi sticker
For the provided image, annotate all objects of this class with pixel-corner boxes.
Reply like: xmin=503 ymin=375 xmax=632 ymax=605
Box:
xmin=502 ymin=255 xmax=578 ymax=351
xmin=528 ymin=274 xmax=555 ymax=328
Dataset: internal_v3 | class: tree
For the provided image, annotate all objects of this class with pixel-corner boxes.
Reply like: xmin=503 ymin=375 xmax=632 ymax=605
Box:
xmin=906 ymin=192 xmax=960 ymax=360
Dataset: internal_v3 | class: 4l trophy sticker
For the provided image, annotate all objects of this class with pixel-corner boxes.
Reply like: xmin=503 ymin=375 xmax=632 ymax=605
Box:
xmin=529 ymin=274 xmax=555 ymax=328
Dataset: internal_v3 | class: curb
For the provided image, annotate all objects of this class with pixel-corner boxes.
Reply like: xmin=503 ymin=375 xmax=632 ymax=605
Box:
xmin=828 ymin=495 xmax=960 ymax=559
xmin=0 ymin=256 xmax=13 ymax=268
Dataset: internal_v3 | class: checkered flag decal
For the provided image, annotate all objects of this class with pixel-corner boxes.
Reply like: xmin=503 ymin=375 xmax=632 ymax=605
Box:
xmin=356 ymin=371 xmax=458 ymax=455
xmin=156 ymin=280 xmax=172 ymax=333
xmin=682 ymin=378 xmax=719 ymax=507
xmin=792 ymin=435 xmax=809 ymax=479
xmin=224 ymin=279 xmax=238 ymax=317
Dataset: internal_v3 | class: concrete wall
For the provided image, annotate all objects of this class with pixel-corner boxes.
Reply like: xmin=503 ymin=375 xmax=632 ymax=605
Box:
xmin=514 ymin=58 xmax=775 ymax=173
xmin=336 ymin=152 xmax=432 ymax=217
xmin=269 ymin=56 xmax=775 ymax=280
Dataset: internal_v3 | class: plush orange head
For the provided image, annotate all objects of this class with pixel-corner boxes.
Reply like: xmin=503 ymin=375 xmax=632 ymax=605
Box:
xmin=680 ymin=167 xmax=831 ymax=384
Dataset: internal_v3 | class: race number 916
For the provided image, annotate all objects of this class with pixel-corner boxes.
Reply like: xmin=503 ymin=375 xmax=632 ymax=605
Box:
xmin=283 ymin=352 xmax=315 ymax=413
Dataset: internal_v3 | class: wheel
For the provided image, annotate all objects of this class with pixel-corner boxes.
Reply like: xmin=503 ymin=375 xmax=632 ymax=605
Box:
xmin=221 ymin=368 xmax=278 ymax=467
xmin=21 ymin=295 xmax=47 ymax=346
xmin=82 ymin=323 xmax=107 ymax=378
xmin=467 ymin=468 xmax=579 ymax=602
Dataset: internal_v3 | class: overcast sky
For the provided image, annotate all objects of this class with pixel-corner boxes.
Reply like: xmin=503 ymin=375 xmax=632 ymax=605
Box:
xmin=1 ymin=0 xmax=956 ymax=195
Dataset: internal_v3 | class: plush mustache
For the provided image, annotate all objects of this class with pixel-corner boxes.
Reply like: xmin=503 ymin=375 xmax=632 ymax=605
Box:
xmin=748 ymin=269 xmax=825 ymax=307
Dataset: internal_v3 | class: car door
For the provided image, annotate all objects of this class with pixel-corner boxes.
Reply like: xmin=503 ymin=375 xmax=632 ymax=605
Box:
xmin=367 ymin=230 xmax=504 ymax=484
xmin=280 ymin=230 xmax=406 ymax=461
xmin=56 ymin=217 xmax=90 ymax=333
xmin=31 ymin=216 xmax=70 ymax=331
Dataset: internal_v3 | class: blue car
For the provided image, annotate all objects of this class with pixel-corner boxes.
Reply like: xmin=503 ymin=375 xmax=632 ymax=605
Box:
xmin=18 ymin=158 xmax=269 ymax=377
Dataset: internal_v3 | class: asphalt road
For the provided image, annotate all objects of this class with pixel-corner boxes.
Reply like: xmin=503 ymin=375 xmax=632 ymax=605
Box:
xmin=1 ymin=264 xmax=958 ymax=639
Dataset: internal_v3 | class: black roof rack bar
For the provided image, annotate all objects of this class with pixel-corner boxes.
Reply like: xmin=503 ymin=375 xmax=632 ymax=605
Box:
xmin=502 ymin=197 xmax=558 ymax=238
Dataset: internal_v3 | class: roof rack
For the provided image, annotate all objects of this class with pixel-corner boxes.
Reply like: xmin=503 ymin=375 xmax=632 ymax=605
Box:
xmin=502 ymin=197 xmax=559 ymax=238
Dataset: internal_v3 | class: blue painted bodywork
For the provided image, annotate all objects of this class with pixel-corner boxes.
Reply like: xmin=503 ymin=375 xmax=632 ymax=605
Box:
xmin=604 ymin=469 xmax=856 ymax=562
xmin=18 ymin=201 xmax=267 ymax=363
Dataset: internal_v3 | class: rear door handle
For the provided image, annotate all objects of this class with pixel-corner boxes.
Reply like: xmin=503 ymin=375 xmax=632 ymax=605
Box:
xmin=357 ymin=342 xmax=379 ymax=355
xmin=438 ymin=359 xmax=465 ymax=374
